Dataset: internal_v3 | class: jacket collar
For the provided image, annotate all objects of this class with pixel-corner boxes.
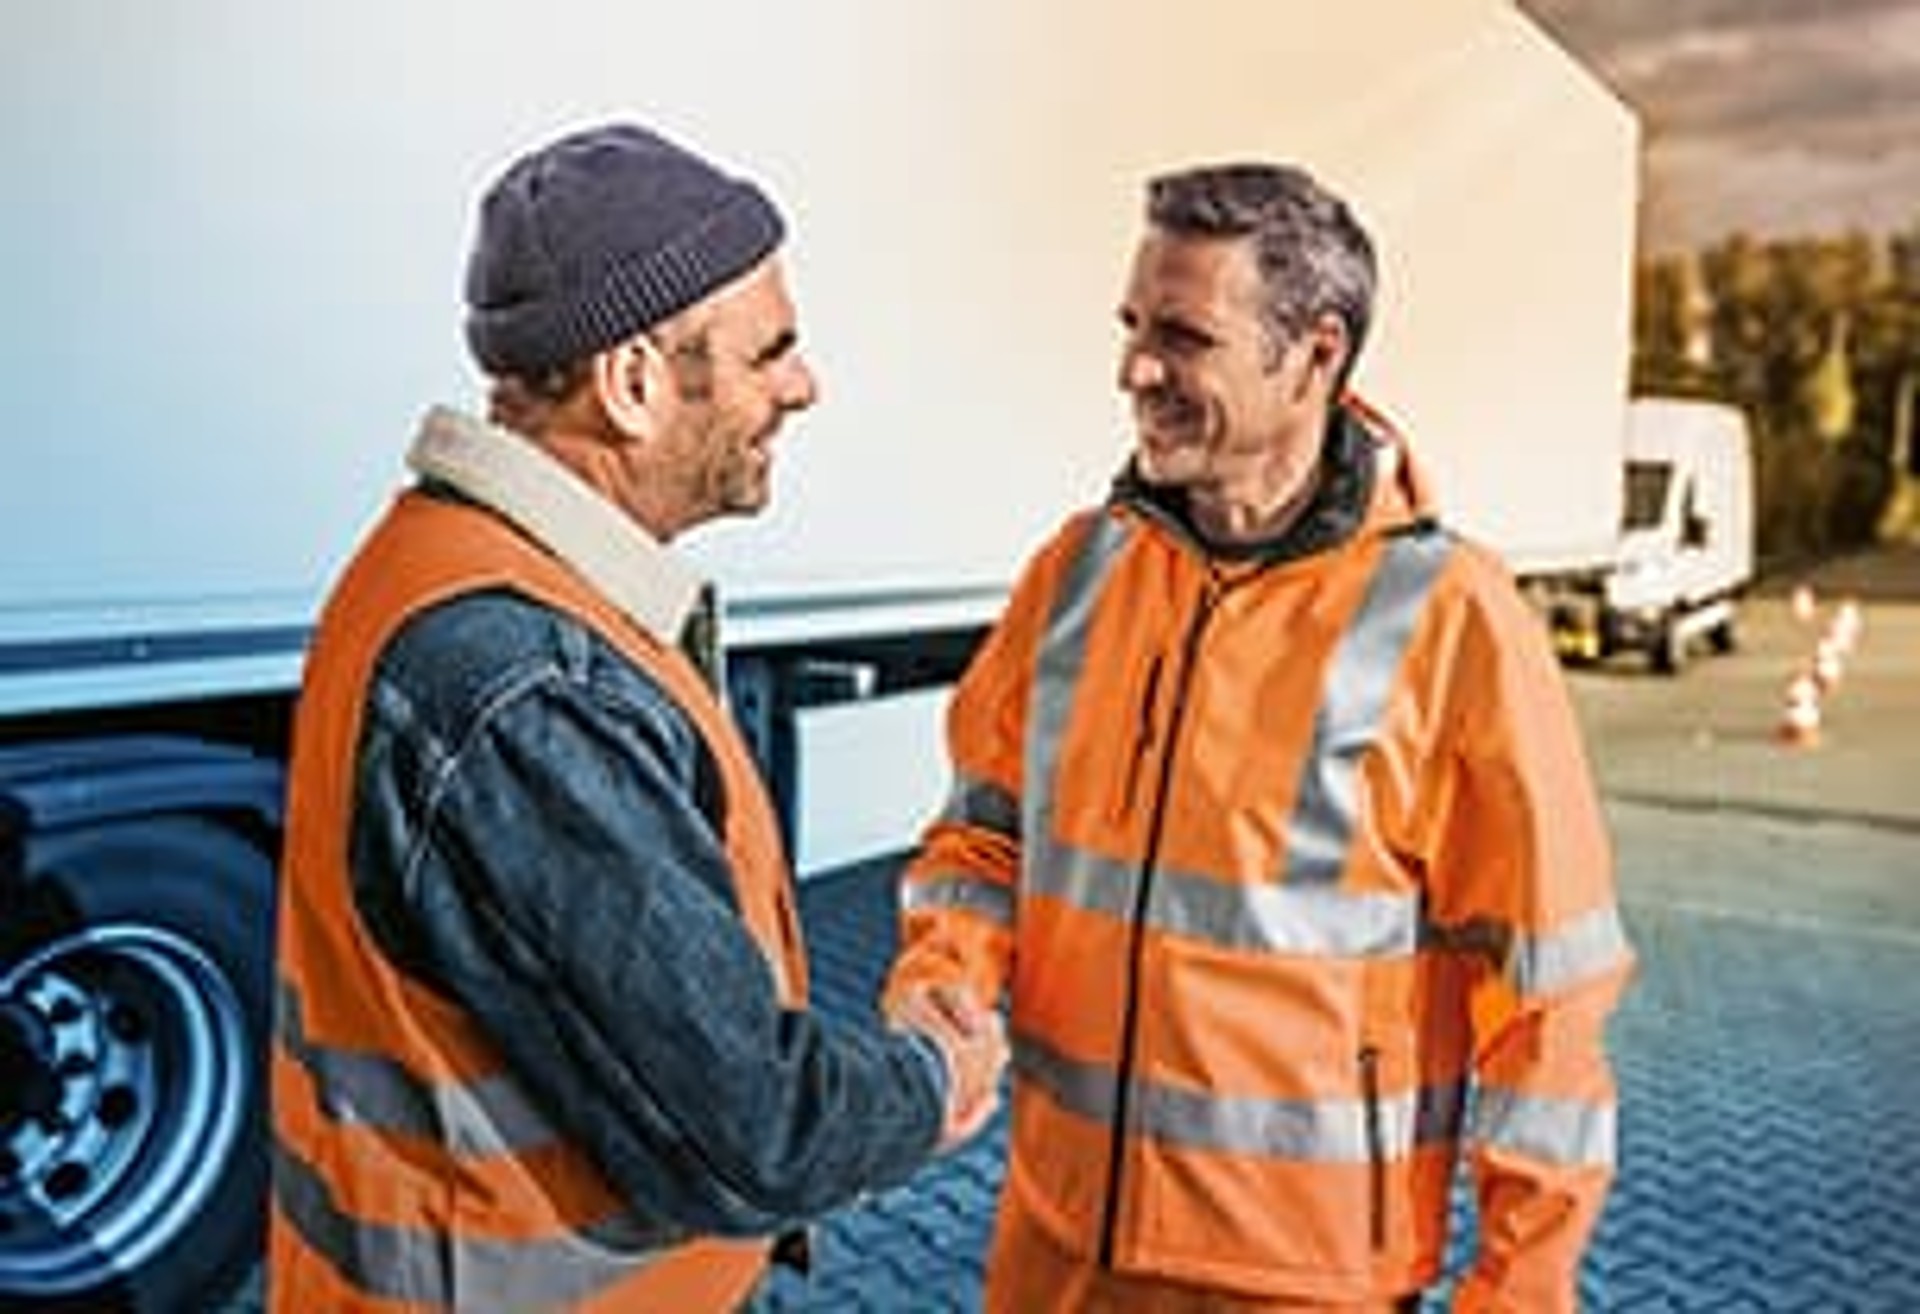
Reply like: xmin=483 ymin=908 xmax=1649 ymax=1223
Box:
xmin=1111 ymin=401 xmax=1386 ymax=564
xmin=406 ymin=406 xmax=706 ymax=643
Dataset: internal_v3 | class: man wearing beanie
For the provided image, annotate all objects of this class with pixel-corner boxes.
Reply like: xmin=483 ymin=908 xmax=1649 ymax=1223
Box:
xmin=269 ymin=122 xmax=1007 ymax=1310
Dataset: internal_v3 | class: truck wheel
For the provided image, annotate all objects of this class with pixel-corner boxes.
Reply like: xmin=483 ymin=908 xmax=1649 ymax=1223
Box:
xmin=1707 ymin=617 xmax=1738 ymax=655
xmin=0 ymin=815 xmax=271 ymax=1311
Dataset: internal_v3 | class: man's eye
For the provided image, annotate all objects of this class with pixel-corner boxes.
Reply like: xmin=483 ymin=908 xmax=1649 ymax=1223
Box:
xmin=1158 ymin=326 xmax=1210 ymax=355
xmin=753 ymin=329 xmax=800 ymax=369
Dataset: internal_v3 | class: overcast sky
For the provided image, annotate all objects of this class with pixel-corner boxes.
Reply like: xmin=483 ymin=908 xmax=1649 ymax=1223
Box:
xmin=1518 ymin=0 xmax=1920 ymax=256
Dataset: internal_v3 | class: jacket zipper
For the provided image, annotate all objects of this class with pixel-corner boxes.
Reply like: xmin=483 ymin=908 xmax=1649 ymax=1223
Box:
xmin=1098 ymin=579 xmax=1220 ymax=1268
xmin=1358 ymin=1045 xmax=1387 ymax=1251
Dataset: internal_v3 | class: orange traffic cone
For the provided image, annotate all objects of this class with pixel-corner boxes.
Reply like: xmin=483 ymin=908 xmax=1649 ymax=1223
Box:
xmin=1775 ymin=671 xmax=1823 ymax=748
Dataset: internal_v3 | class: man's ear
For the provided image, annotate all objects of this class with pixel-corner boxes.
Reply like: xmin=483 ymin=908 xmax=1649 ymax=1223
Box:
xmin=1296 ymin=311 xmax=1351 ymax=400
xmin=592 ymin=337 xmax=670 ymax=441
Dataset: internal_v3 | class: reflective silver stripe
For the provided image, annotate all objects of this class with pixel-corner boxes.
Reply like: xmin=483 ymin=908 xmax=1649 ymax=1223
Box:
xmin=1016 ymin=1032 xmax=1466 ymax=1162
xmin=1029 ymin=840 xmax=1418 ymax=957
xmin=1137 ymin=1081 xmax=1372 ymax=1161
xmin=900 ymin=869 xmax=1017 ymax=927
xmin=1286 ymin=531 xmax=1455 ymax=885
xmin=937 ymin=772 xmax=1022 ymax=841
xmin=273 ymin=1138 xmax=674 ymax=1305
xmin=1426 ymin=904 xmax=1634 ymax=1001
xmin=1469 ymin=1085 xmax=1617 ymax=1168
xmin=1029 ymin=836 xmax=1632 ymax=983
xmin=273 ymin=1137 xmax=447 ymax=1302
xmin=1422 ymin=916 xmax=1510 ymax=965
xmin=1014 ymin=1032 xmax=1120 ymax=1124
xmin=276 ymin=977 xmax=563 ymax=1157
xmin=1159 ymin=867 xmax=1417 ymax=957
xmin=1025 ymin=513 xmax=1135 ymax=891
xmin=1024 ymin=842 xmax=1136 ymax=921
xmin=1413 ymin=1076 xmax=1472 ymax=1148
xmin=1515 ymin=904 xmax=1634 ymax=999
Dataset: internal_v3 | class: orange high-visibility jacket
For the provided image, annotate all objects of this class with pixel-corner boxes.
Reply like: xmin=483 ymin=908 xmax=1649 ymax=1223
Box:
xmin=270 ymin=492 xmax=807 ymax=1311
xmin=892 ymin=412 xmax=1632 ymax=1311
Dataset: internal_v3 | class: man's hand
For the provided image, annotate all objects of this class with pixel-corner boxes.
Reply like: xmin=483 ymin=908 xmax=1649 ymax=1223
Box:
xmin=891 ymin=984 xmax=1008 ymax=1151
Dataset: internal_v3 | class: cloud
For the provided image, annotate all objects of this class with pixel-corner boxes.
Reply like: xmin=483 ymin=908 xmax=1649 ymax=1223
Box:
xmin=1519 ymin=0 xmax=1920 ymax=250
xmin=1645 ymin=135 xmax=1920 ymax=253
xmin=1522 ymin=0 xmax=1920 ymax=58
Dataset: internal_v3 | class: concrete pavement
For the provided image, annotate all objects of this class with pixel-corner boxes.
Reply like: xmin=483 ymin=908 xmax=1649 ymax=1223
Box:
xmin=1576 ymin=547 xmax=1920 ymax=833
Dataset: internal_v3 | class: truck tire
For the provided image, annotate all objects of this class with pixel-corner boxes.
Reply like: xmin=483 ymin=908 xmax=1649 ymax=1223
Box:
xmin=0 ymin=815 xmax=271 ymax=1312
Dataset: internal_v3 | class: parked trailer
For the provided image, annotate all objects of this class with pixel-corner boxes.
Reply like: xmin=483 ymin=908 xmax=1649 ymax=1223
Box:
xmin=0 ymin=1 xmax=1635 ymax=1304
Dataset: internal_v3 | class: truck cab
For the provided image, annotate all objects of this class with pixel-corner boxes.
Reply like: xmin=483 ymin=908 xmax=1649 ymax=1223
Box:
xmin=1604 ymin=398 xmax=1757 ymax=672
xmin=1546 ymin=397 xmax=1756 ymax=672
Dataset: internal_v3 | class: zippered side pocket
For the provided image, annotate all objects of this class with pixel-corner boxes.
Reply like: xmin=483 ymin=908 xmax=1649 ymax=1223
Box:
xmin=1359 ymin=1044 xmax=1387 ymax=1251
xmin=1112 ymin=652 xmax=1164 ymax=821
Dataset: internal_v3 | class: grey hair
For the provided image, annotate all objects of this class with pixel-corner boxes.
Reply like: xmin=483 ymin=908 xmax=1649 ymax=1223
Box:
xmin=1146 ymin=162 xmax=1376 ymax=380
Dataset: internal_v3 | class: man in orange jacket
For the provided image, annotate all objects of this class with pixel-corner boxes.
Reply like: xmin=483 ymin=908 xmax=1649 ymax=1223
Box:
xmin=271 ymin=122 xmax=1006 ymax=1311
xmin=888 ymin=162 xmax=1633 ymax=1311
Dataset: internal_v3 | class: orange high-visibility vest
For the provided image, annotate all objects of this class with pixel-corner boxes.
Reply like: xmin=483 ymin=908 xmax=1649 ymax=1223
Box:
xmin=270 ymin=491 xmax=808 ymax=1311
xmin=894 ymin=422 xmax=1630 ymax=1310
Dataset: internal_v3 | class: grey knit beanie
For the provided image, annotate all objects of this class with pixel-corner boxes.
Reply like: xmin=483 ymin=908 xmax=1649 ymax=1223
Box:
xmin=463 ymin=122 xmax=785 ymax=376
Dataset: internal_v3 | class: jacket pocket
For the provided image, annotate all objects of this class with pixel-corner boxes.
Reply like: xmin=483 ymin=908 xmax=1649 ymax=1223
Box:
xmin=1112 ymin=653 xmax=1165 ymax=822
xmin=1358 ymin=1044 xmax=1387 ymax=1252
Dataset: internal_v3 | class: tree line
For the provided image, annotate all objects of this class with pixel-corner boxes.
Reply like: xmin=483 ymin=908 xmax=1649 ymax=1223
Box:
xmin=1633 ymin=225 xmax=1920 ymax=567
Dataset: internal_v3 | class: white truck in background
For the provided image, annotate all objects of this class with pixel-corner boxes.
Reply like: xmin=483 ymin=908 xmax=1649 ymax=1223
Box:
xmin=0 ymin=1 xmax=1635 ymax=1305
xmin=1542 ymin=397 xmax=1758 ymax=673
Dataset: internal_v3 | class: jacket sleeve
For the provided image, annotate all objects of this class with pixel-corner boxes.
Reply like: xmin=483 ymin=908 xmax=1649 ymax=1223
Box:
xmin=885 ymin=519 xmax=1087 ymax=1016
xmin=1418 ymin=551 xmax=1635 ymax=1314
xmin=354 ymin=629 xmax=945 ymax=1238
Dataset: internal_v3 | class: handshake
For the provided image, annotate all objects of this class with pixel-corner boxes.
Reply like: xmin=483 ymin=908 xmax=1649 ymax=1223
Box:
xmin=889 ymin=983 xmax=1010 ymax=1152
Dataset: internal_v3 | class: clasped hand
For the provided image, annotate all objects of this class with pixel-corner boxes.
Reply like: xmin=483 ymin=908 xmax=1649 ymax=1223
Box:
xmin=890 ymin=984 xmax=1008 ymax=1151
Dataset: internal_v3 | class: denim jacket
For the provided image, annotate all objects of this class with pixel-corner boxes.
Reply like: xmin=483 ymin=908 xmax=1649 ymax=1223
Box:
xmin=343 ymin=408 xmax=945 ymax=1238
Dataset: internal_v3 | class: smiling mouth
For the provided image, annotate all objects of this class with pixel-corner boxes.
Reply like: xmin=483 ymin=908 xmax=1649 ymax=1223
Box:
xmin=1138 ymin=401 xmax=1198 ymax=441
xmin=1136 ymin=385 xmax=1197 ymax=426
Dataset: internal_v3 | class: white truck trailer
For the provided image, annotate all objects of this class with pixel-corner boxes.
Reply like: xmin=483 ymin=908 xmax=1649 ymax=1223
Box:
xmin=0 ymin=1 xmax=1636 ymax=1304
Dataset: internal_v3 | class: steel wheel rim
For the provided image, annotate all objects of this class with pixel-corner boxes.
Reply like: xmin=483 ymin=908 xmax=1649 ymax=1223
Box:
xmin=0 ymin=922 xmax=249 ymax=1294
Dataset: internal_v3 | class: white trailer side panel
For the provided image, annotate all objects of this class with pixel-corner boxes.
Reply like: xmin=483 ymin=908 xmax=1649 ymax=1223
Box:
xmin=1 ymin=0 xmax=1635 ymax=712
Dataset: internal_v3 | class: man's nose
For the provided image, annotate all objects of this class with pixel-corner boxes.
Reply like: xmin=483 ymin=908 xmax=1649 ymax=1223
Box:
xmin=1118 ymin=343 xmax=1165 ymax=393
xmin=782 ymin=353 xmax=820 ymax=411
